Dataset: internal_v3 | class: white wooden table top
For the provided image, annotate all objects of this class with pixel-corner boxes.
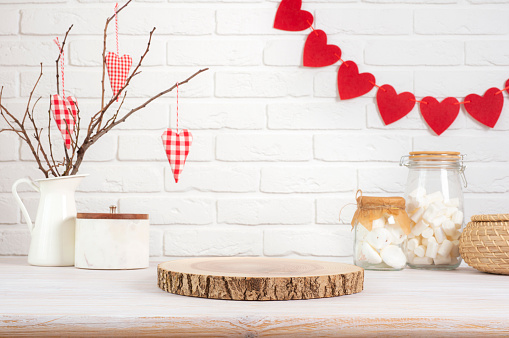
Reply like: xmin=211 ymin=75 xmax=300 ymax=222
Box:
xmin=1 ymin=257 xmax=508 ymax=337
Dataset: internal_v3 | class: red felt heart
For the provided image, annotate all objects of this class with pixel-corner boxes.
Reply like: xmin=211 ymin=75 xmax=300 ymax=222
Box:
xmin=303 ymin=30 xmax=341 ymax=68
xmin=376 ymin=85 xmax=416 ymax=125
xmin=337 ymin=61 xmax=375 ymax=100
xmin=106 ymin=52 xmax=133 ymax=101
xmin=505 ymin=79 xmax=509 ymax=94
xmin=274 ymin=0 xmax=313 ymax=32
xmin=464 ymin=87 xmax=504 ymax=128
xmin=161 ymin=129 xmax=193 ymax=183
xmin=420 ymin=97 xmax=460 ymax=136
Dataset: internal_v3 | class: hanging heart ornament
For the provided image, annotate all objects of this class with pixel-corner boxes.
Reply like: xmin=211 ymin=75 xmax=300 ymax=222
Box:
xmin=106 ymin=52 xmax=132 ymax=101
xmin=50 ymin=94 xmax=78 ymax=149
xmin=162 ymin=129 xmax=193 ymax=183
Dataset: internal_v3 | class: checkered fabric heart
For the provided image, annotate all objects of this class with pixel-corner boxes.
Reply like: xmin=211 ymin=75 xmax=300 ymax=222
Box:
xmin=162 ymin=129 xmax=193 ymax=183
xmin=50 ymin=94 xmax=78 ymax=149
xmin=106 ymin=52 xmax=132 ymax=101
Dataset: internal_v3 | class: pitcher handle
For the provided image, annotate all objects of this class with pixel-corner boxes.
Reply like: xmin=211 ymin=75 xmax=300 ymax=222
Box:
xmin=12 ymin=178 xmax=40 ymax=233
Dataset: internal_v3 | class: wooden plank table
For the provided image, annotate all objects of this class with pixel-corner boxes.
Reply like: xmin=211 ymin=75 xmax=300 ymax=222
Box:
xmin=1 ymin=257 xmax=508 ymax=337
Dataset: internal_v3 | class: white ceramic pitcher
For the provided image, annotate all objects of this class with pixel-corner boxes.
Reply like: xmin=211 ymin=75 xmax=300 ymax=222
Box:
xmin=12 ymin=174 xmax=88 ymax=266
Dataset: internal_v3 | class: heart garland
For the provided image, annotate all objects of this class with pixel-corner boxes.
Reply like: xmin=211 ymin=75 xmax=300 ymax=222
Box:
xmin=303 ymin=29 xmax=341 ymax=67
xmin=337 ymin=61 xmax=375 ymax=100
xmin=376 ymin=85 xmax=416 ymax=125
xmin=464 ymin=88 xmax=504 ymax=128
xmin=105 ymin=3 xmax=132 ymax=101
xmin=273 ymin=0 xmax=508 ymax=135
xmin=274 ymin=0 xmax=313 ymax=32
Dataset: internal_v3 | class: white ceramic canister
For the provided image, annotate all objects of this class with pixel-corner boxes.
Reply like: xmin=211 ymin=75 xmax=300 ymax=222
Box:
xmin=75 ymin=206 xmax=149 ymax=269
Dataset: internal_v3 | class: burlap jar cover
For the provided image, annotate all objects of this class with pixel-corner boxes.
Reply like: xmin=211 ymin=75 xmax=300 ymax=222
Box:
xmin=460 ymin=214 xmax=509 ymax=275
xmin=351 ymin=194 xmax=412 ymax=235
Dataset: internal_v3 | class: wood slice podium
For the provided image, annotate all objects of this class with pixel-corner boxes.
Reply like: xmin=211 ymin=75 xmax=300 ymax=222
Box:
xmin=157 ymin=257 xmax=364 ymax=301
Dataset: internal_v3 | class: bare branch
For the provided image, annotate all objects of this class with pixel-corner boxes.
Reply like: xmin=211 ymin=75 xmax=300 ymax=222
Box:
xmin=96 ymin=27 xmax=155 ymax=134
xmin=69 ymin=67 xmax=208 ymax=175
xmin=55 ymin=25 xmax=73 ymax=96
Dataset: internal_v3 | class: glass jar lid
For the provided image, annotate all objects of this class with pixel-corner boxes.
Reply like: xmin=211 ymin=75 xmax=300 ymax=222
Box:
xmin=400 ymin=150 xmax=467 ymax=187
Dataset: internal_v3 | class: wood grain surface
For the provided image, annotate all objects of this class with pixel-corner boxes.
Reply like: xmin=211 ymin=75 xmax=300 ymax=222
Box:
xmin=157 ymin=257 xmax=364 ymax=300
xmin=1 ymin=257 xmax=509 ymax=337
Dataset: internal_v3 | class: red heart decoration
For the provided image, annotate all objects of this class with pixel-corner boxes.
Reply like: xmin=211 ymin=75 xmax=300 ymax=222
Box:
xmin=303 ymin=30 xmax=341 ymax=68
xmin=50 ymin=94 xmax=78 ymax=149
xmin=337 ymin=61 xmax=375 ymax=100
xmin=420 ymin=97 xmax=460 ymax=136
xmin=376 ymin=85 xmax=416 ymax=125
xmin=505 ymin=79 xmax=509 ymax=94
xmin=161 ymin=129 xmax=193 ymax=183
xmin=464 ymin=87 xmax=504 ymax=128
xmin=274 ymin=0 xmax=313 ymax=32
xmin=106 ymin=52 xmax=133 ymax=101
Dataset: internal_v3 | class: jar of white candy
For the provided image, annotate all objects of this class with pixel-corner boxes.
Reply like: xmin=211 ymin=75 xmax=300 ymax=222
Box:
xmin=400 ymin=151 xmax=467 ymax=270
xmin=351 ymin=191 xmax=412 ymax=271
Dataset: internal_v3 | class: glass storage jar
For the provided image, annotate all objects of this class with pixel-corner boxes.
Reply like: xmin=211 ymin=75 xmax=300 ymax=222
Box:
xmin=400 ymin=151 xmax=467 ymax=270
xmin=352 ymin=192 xmax=412 ymax=271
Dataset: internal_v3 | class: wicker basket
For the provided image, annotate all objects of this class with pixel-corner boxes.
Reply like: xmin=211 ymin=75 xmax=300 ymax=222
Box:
xmin=459 ymin=214 xmax=509 ymax=275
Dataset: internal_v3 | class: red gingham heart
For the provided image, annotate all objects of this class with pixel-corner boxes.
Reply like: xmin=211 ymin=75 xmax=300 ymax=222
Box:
xmin=106 ymin=52 xmax=132 ymax=101
xmin=162 ymin=129 xmax=193 ymax=183
xmin=50 ymin=94 xmax=77 ymax=149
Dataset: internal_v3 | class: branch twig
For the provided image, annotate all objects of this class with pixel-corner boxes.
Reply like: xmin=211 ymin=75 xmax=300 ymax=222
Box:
xmin=55 ymin=25 xmax=73 ymax=96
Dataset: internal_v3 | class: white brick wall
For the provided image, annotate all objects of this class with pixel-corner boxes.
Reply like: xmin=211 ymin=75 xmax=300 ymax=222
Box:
xmin=1 ymin=0 xmax=509 ymax=262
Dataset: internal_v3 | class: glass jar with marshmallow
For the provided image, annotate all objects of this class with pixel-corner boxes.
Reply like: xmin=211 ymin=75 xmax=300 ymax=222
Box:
xmin=351 ymin=191 xmax=412 ymax=271
xmin=400 ymin=151 xmax=467 ymax=270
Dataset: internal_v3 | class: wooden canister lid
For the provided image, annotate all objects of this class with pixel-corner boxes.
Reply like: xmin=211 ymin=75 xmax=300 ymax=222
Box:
xmin=409 ymin=151 xmax=461 ymax=161
xmin=77 ymin=213 xmax=149 ymax=220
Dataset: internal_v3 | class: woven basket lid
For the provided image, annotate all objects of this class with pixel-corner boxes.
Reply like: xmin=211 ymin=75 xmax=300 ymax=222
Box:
xmin=470 ymin=214 xmax=509 ymax=222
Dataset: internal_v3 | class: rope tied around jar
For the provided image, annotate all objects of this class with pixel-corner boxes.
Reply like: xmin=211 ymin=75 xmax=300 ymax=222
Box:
xmin=350 ymin=190 xmax=413 ymax=234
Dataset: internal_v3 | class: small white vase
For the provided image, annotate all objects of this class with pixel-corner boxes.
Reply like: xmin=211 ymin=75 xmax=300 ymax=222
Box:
xmin=12 ymin=174 xmax=88 ymax=266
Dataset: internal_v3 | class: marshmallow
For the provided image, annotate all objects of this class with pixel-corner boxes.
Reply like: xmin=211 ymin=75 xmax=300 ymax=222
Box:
xmin=434 ymin=254 xmax=452 ymax=265
xmin=413 ymin=256 xmax=433 ymax=265
xmin=386 ymin=224 xmax=405 ymax=245
xmin=356 ymin=224 xmax=370 ymax=239
xmin=410 ymin=207 xmax=425 ymax=223
xmin=414 ymin=245 xmax=426 ymax=258
xmin=444 ymin=197 xmax=460 ymax=208
xmin=380 ymin=245 xmax=407 ymax=269
xmin=452 ymin=210 xmax=463 ymax=226
xmin=421 ymin=237 xmax=428 ymax=246
xmin=425 ymin=191 xmax=444 ymax=205
xmin=425 ymin=237 xmax=439 ymax=259
xmin=423 ymin=203 xmax=441 ymax=223
xmin=451 ymin=240 xmax=460 ymax=257
xmin=430 ymin=215 xmax=448 ymax=228
xmin=442 ymin=220 xmax=456 ymax=236
xmin=366 ymin=228 xmax=393 ymax=250
xmin=412 ymin=220 xmax=429 ymax=236
xmin=451 ymin=229 xmax=462 ymax=240
xmin=362 ymin=242 xmax=382 ymax=264
xmin=387 ymin=215 xmax=396 ymax=225
xmin=434 ymin=226 xmax=447 ymax=244
xmin=372 ymin=217 xmax=386 ymax=229
xmin=407 ymin=251 xmax=416 ymax=264
xmin=444 ymin=206 xmax=458 ymax=218
xmin=421 ymin=227 xmax=434 ymax=239
xmin=437 ymin=239 xmax=453 ymax=257
xmin=407 ymin=238 xmax=419 ymax=251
